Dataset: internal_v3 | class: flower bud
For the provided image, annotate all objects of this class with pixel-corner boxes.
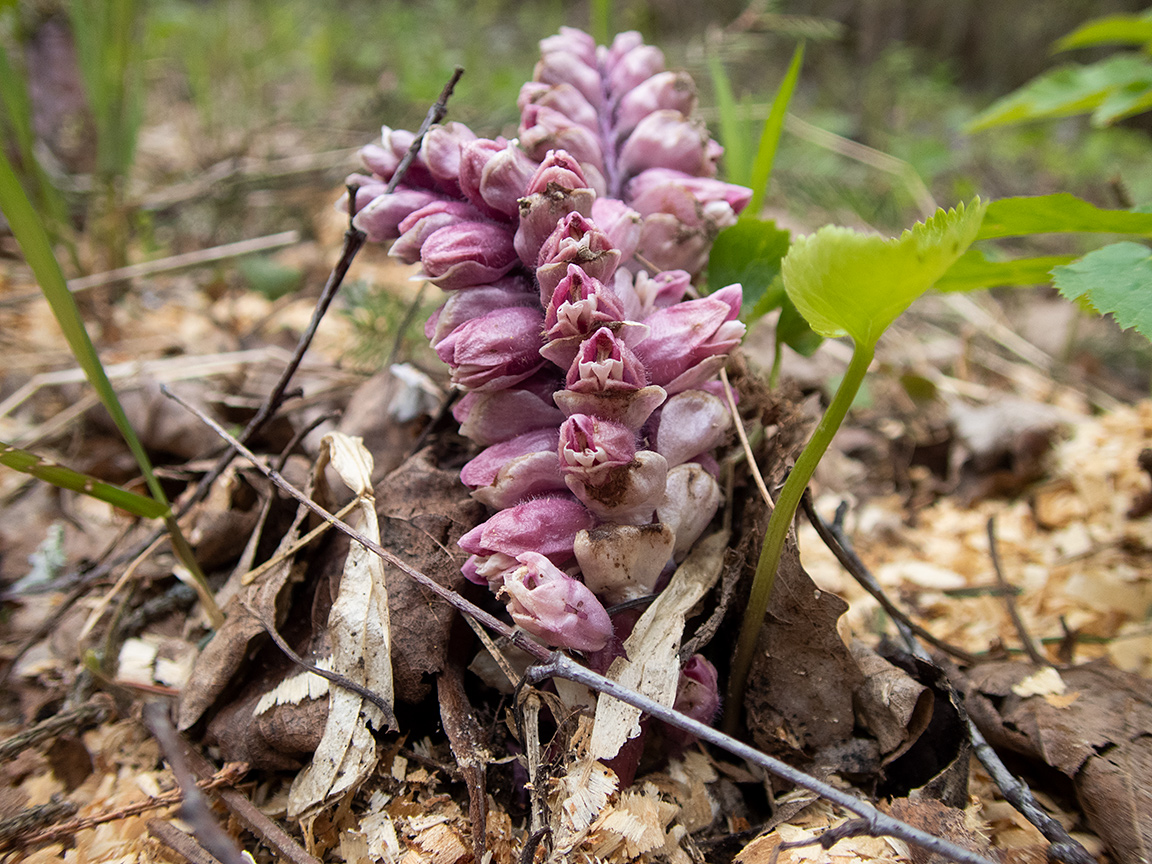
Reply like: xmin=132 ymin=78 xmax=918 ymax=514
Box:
xmin=434 ymin=305 xmax=545 ymax=391
xmin=633 ymin=285 xmax=744 ymax=394
xmin=614 ymin=72 xmax=697 ymax=140
xmin=630 ymin=269 xmax=692 ymax=313
xmin=340 ymin=174 xmax=388 ymax=215
xmin=392 ymin=199 xmax=485 ymax=265
xmin=425 ymin=276 xmax=538 ymax=349
xmin=665 ymin=655 xmax=721 ymax=748
xmin=352 ymin=188 xmax=443 ymax=242
xmin=565 ymin=449 xmax=668 ymax=525
xmin=573 ymin=522 xmax=674 ymax=604
xmin=514 ymin=187 xmax=595 ymax=269
xmin=364 ymin=126 xmax=438 ymax=190
xmin=525 ymin=149 xmax=589 ymax=195
xmin=459 ymin=495 xmax=595 ymax=564
xmin=540 ymin=27 xmax=598 ymax=68
xmin=520 ymin=104 xmax=604 ymax=171
xmin=461 ymin=427 xmax=566 ymax=509
xmin=606 ymin=42 xmax=665 ymax=96
xmin=654 ymin=389 xmax=731 ymax=468
xmin=590 ymin=198 xmax=642 ymax=262
xmin=422 ymin=121 xmax=478 ymax=192
xmin=626 ymin=167 xmax=752 ymax=218
xmin=558 ymin=414 xmax=637 ymax=486
xmin=453 ymin=384 xmax=565 ymax=446
xmin=619 ymin=111 xmax=714 ymax=179
xmin=419 ymin=221 xmax=518 ymax=290
xmin=501 ymin=552 xmax=612 ymax=652
xmin=459 ymin=139 xmax=538 ymax=219
xmin=533 ymin=49 xmax=603 ymax=110
xmin=658 ymin=462 xmax=722 ymax=559
xmin=519 ymin=81 xmax=599 ymax=132
xmin=634 ymin=212 xmax=714 ymax=276
xmin=536 ymin=212 xmax=621 ymax=298
xmin=602 ymin=31 xmax=645 ymax=72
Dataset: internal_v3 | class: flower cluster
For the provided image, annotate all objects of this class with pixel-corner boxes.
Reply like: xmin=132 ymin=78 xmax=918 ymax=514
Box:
xmin=347 ymin=29 xmax=748 ymax=708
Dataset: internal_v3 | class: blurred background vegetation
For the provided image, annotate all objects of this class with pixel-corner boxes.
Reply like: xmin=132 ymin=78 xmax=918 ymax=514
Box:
xmin=2 ymin=0 xmax=1151 ymax=373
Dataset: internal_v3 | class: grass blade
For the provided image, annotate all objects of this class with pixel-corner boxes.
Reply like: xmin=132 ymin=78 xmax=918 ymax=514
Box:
xmin=707 ymin=51 xmax=750 ymax=184
xmin=1 ymin=442 xmax=168 ymax=519
xmin=745 ymin=41 xmax=805 ymax=217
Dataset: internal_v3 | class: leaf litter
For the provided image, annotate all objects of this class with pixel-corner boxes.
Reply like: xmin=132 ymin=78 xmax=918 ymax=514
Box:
xmin=4 ymin=153 xmax=1152 ymax=864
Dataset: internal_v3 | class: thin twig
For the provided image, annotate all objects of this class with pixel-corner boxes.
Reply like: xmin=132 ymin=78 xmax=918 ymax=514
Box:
xmin=720 ymin=367 xmax=773 ymax=510
xmin=7 ymin=763 xmax=246 ymax=850
xmin=241 ymin=599 xmax=396 ymax=727
xmin=0 ymin=696 xmax=113 ymax=761
xmin=143 ymin=703 xmax=247 ymax=864
xmin=526 ymin=653 xmax=997 ymax=864
xmin=148 ymin=819 xmax=225 ymax=864
xmin=804 ymin=498 xmax=1097 ymax=864
xmin=986 ymin=516 xmax=1047 ymax=666
xmin=800 ymin=494 xmax=979 ymax=665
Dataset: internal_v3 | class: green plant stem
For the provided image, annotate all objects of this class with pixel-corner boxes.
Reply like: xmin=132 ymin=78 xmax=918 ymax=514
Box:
xmin=724 ymin=340 xmax=874 ymax=732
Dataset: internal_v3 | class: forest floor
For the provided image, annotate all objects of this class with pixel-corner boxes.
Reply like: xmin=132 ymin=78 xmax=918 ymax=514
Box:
xmin=1 ymin=113 xmax=1151 ymax=864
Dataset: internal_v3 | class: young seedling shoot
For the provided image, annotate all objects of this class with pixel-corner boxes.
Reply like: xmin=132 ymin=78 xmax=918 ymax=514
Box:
xmin=725 ymin=199 xmax=989 ymax=727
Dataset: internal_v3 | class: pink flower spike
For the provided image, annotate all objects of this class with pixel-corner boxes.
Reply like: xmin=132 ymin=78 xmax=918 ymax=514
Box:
xmin=458 ymin=495 xmax=594 ymax=564
xmin=453 ymin=386 xmax=565 ymax=446
xmin=501 ymin=552 xmax=612 ymax=652
xmin=422 ymin=121 xmax=477 ymax=192
xmin=633 ymin=285 xmax=745 ymax=394
xmin=434 ymin=305 xmax=545 ymax=391
xmin=606 ymin=43 xmax=666 ymax=97
xmin=540 ymin=27 xmax=598 ymax=67
xmin=419 ymin=221 xmax=518 ymax=290
xmin=461 ymin=427 xmax=565 ymax=509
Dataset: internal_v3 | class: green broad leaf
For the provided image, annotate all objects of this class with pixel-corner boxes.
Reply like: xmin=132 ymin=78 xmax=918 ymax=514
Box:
xmin=1054 ymin=12 xmax=1152 ymax=52
xmin=776 ymin=296 xmax=822 ymax=356
xmin=745 ymin=42 xmax=804 ymax=217
xmin=1 ymin=442 xmax=169 ymax=519
xmin=1052 ymin=242 xmax=1152 ymax=340
xmin=1094 ymin=79 xmax=1152 ymax=125
xmin=707 ymin=53 xmax=749 ymax=185
xmin=707 ymin=217 xmax=791 ymax=316
xmin=782 ymin=199 xmax=987 ymax=348
xmin=965 ymin=55 xmax=1152 ymax=131
xmin=978 ymin=194 xmax=1152 ymax=239
xmin=934 ymin=249 xmax=1078 ymax=292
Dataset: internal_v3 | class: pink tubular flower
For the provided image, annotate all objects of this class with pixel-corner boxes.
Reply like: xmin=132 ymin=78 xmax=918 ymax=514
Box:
xmin=453 ymin=385 xmax=565 ymax=446
xmin=653 ymin=389 xmax=731 ymax=468
xmin=633 ymin=285 xmax=745 ymax=394
xmin=424 ymin=277 xmax=538 ymax=349
xmin=501 ymin=552 xmax=612 ymax=652
xmin=433 ymin=305 xmax=546 ymax=391
xmin=664 ymin=654 xmax=721 ymax=749
xmin=458 ymin=495 xmax=595 ymax=564
xmin=392 ymin=199 xmax=486 ymax=265
xmin=419 ymin=221 xmax=519 ymax=290
xmin=460 ymin=427 xmax=565 ymax=509
xmin=618 ymin=111 xmax=716 ymax=179
xmin=459 ymin=139 xmax=538 ymax=219
xmin=536 ymin=212 xmax=621 ymax=298
xmin=353 ymin=189 xmax=444 ymax=242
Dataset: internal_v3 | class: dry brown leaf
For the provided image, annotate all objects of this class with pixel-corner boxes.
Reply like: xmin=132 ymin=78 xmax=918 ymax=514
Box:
xmin=850 ymin=641 xmax=933 ymax=761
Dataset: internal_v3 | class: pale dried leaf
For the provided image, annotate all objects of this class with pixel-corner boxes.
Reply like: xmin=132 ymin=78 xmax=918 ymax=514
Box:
xmin=288 ymin=433 xmax=394 ymax=819
xmin=253 ymin=658 xmax=332 ymax=715
xmin=590 ymin=531 xmax=728 ymax=762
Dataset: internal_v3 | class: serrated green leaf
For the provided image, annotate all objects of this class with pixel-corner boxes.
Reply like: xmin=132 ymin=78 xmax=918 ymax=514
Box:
xmin=746 ymin=42 xmax=804 ymax=216
xmin=966 ymin=55 xmax=1152 ymax=131
xmin=978 ymin=194 xmax=1152 ymax=239
xmin=1054 ymin=12 xmax=1152 ymax=52
xmin=707 ymin=217 xmax=791 ymax=315
xmin=782 ymin=199 xmax=986 ymax=348
xmin=935 ymin=248 xmax=1078 ymax=292
xmin=1 ymin=442 xmax=169 ymax=519
xmin=1052 ymin=242 xmax=1152 ymax=340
